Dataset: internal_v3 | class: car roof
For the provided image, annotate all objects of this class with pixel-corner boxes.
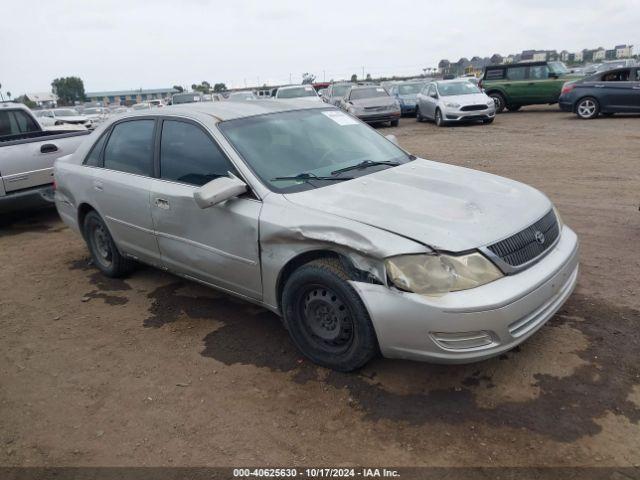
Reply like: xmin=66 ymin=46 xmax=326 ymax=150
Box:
xmin=115 ymin=99 xmax=329 ymax=122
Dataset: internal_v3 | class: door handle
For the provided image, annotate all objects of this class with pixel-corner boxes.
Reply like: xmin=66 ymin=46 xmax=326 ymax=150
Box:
xmin=40 ymin=143 xmax=59 ymax=154
xmin=93 ymin=180 xmax=103 ymax=191
xmin=154 ymin=198 xmax=170 ymax=210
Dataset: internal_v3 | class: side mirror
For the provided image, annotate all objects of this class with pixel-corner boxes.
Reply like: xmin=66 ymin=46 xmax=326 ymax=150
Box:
xmin=385 ymin=134 xmax=399 ymax=145
xmin=430 ymin=92 xmax=438 ymax=99
xmin=193 ymin=175 xmax=247 ymax=209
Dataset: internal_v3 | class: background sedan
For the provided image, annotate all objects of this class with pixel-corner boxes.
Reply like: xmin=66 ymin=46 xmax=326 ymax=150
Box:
xmin=416 ymin=80 xmax=496 ymax=126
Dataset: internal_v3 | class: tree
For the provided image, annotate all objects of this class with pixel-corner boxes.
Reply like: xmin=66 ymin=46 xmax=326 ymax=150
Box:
xmin=191 ymin=81 xmax=211 ymax=93
xmin=301 ymin=72 xmax=315 ymax=84
xmin=172 ymin=85 xmax=184 ymax=93
xmin=6 ymin=92 xmax=11 ymax=100
xmin=51 ymin=76 xmax=86 ymax=105
xmin=365 ymin=73 xmax=372 ymax=81
xmin=350 ymin=74 xmax=358 ymax=82
xmin=213 ymin=83 xmax=227 ymax=93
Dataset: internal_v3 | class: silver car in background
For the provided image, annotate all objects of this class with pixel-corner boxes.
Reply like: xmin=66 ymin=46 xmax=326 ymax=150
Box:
xmin=416 ymin=80 xmax=496 ymax=126
xmin=323 ymin=82 xmax=352 ymax=106
xmin=274 ymin=85 xmax=322 ymax=102
xmin=340 ymin=85 xmax=401 ymax=126
xmin=54 ymin=101 xmax=578 ymax=372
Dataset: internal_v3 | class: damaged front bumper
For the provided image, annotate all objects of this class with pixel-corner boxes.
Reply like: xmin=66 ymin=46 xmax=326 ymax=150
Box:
xmin=350 ymin=226 xmax=579 ymax=363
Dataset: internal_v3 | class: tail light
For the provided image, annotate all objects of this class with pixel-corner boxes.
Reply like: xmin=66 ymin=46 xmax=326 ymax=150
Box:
xmin=561 ymin=83 xmax=574 ymax=95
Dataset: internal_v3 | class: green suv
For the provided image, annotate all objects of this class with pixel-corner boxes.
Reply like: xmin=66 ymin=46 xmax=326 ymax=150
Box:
xmin=480 ymin=61 xmax=573 ymax=112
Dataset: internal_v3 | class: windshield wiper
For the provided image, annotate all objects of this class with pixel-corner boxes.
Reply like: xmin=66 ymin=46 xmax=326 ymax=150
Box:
xmin=271 ymin=172 xmax=354 ymax=182
xmin=331 ymin=160 xmax=402 ymax=176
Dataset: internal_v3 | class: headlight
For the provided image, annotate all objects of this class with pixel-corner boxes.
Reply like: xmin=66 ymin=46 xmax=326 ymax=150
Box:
xmin=553 ymin=205 xmax=564 ymax=231
xmin=444 ymin=102 xmax=460 ymax=108
xmin=392 ymin=100 xmax=401 ymax=109
xmin=385 ymin=252 xmax=503 ymax=296
xmin=486 ymin=100 xmax=494 ymax=106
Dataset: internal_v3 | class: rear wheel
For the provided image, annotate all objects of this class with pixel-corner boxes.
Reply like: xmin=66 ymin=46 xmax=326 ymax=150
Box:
xmin=489 ymin=92 xmax=506 ymax=113
xmin=435 ymin=108 xmax=445 ymax=127
xmin=416 ymin=106 xmax=424 ymax=122
xmin=84 ymin=211 xmax=135 ymax=278
xmin=281 ymin=258 xmax=378 ymax=372
xmin=575 ymin=97 xmax=599 ymax=119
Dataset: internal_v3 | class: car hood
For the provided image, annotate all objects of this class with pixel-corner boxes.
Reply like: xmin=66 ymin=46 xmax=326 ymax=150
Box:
xmin=56 ymin=116 xmax=88 ymax=122
xmin=398 ymin=94 xmax=418 ymax=102
xmin=352 ymin=97 xmax=396 ymax=108
xmin=441 ymin=93 xmax=490 ymax=105
xmin=283 ymin=159 xmax=551 ymax=252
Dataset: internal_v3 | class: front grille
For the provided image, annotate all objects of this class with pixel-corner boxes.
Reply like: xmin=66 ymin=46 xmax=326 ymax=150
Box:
xmin=460 ymin=104 xmax=487 ymax=111
xmin=487 ymin=210 xmax=559 ymax=267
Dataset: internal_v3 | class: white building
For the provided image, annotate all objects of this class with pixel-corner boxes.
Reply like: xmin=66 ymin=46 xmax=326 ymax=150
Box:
xmin=615 ymin=44 xmax=633 ymax=58
xmin=25 ymin=92 xmax=58 ymax=108
xmin=574 ymin=51 xmax=584 ymax=62
xmin=593 ymin=48 xmax=606 ymax=61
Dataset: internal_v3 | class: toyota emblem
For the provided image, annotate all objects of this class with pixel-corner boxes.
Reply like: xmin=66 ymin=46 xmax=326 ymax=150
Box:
xmin=534 ymin=230 xmax=545 ymax=244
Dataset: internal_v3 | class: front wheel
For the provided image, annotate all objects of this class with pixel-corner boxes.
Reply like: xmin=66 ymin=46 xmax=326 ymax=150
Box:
xmin=84 ymin=211 xmax=135 ymax=278
xmin=575 ymin=97 xmax=599 ymax=119
xmin=489 ymin=93 xmax=506 ymax=113
xmin=435 ymin=108 xmax=446 ymax=127
xmin=390 ymin=119 xmax=399 ymax=127
xmin=281 ymin=258 xmax=378 ymax=372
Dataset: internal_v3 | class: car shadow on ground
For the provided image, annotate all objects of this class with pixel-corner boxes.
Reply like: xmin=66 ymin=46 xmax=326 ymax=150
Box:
xmin=114 ymin=273 xmax=640 ymax=444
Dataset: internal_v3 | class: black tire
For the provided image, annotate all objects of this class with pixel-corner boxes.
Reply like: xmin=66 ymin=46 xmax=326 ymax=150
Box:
xmin=281 ymin=258 xmax=378 ymax=372
xmin=482 ymin=118 xmax=494 ymax=124
xmin=575 ymin=97 xmax=599 ymax=119
xmin=435 ymin=108 xmax=445 ymax=127
xmin=83 ymin=211 xmax=135 ymax=278
xmin=507 ymin=105 xmax=521 ymax=112
xmin=416 ymin=106 xmax=424 ymax=122
xmin=390 ymin=119 xmax=399 ymax=127
xmin=489 ymin=92 xmax=506 ymax=113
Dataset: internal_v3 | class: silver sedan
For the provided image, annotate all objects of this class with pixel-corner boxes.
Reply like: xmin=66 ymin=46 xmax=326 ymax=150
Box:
xmin=416 ymin=80 xmax=496 ymax=126
xmin=54 ymin=100 xmax=578 ymax=371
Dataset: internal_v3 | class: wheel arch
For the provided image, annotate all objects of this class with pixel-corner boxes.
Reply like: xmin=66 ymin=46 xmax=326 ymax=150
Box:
xmin=77 ymin=202 xmax=98 ymax=239
xmin=275 ymin=249 xmax=381 ymax=314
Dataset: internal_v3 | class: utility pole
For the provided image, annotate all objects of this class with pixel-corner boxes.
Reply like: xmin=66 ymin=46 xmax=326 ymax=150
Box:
xmin=289 ymin=73 xmax=292 ymax=84
xmin=323 ymin=70 xmax=326 ymax=82
xmin=362 ymin=66 xmax=365 ymax=79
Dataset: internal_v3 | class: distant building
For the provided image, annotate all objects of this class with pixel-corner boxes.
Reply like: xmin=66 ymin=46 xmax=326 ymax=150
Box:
xmin=560 ymin=50 xmax=570 ymax=62
xmin=25 ymin=92 xmax=58 ymax=108
xmin=615 ymin=44 xmax=633 ymax=58
xmin=593 ymin=48 xmax=606 ymax=61
xmin=574 ymin=50 xmax=584 ymax=62
xmin=85 ymin=88 xmax=179 ymax=106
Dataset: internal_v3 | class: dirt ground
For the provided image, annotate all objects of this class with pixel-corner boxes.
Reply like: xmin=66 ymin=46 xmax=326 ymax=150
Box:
xmin=1 ymin=106 xmax=639 ymax=470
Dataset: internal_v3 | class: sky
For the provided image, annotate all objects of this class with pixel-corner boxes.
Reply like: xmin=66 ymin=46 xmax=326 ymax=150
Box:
xmin=1 ymin=0 xmax=639 ymax=95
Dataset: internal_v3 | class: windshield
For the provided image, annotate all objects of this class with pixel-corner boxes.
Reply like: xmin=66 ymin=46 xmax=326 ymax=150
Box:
xmin=278 ymin=86 xmax=317 ymax=98
xmin=548 ymin=61 xmax=569 ymax=75
xmin=331 ymin=84 xmax=351 ymax=97
xmin=219 ymin=108 xmax=411 ymax=193
xmin=173 ymin=94 xmax=202 ymax=104
xmin=437 ymin=82 xmax=481 ymax=96
xmin=398 ymin=83 xmax=423 ymax=95
xmin=54 ymin=109 xmax=79 ymax=117
xmin=350 ymin=87 xmax=388 ymax=100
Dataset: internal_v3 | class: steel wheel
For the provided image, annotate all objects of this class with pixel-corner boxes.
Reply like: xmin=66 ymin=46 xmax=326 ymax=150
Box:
xmin=435 ymin=109 xmax=444 ymax=127
xmin=298 ymin=284 xmax=354 ymax=354
xmin=576 ymin=98 xmax=599 ymax=119
xmin=91 ymin=223 xmax=113 ymax=268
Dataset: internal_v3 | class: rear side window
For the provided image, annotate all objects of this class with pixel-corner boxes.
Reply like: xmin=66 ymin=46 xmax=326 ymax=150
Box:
xmin=103 ymin=120 xmax=155 ymax=176
xmin=160 ymin=120 xmax=237 ymax=186
xmin=0 ymin=110 xmax=40 ymax=137
xmin=485 ymin=68 xmax=505 ymax=80
xmin=529 ymin=65 xmax=550 ymax=80
xmin=506 ymin=67 xmax=527 ymax=80
xmin=84 ymin=132 xmax=109 ymax=167
xmin=602 ymin=70 xmax=631 ymax=82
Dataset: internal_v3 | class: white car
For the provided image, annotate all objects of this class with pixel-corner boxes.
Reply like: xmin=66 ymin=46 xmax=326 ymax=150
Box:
xmin=416 ymin=80 xmax=496 ymax=126
xmin=274 ymin=85 xmax=322 ymax=102
xmin=83 ymin=107 xmax=110 ymax=126
xmin=36 ymin=108 xmax=93 ymax=129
